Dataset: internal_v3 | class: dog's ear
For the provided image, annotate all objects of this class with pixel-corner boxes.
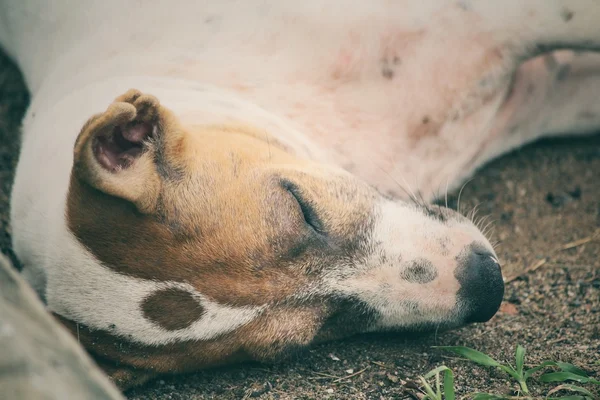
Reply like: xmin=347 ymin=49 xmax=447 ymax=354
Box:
xmin=72 ymin=89 xmax=182 ymax=214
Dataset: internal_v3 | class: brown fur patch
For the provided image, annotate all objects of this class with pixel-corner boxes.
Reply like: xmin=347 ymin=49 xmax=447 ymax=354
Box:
xmin=141 ymin=288 xmax=205 ymax=331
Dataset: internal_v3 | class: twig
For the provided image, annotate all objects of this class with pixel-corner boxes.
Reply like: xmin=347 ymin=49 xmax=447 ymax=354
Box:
xmin=547 ymin=337 xmax=567 ymax=345
xmin=332 ymin=366 xmax=369 ymax=383
xmin=505 ymin=258 xmax=546 ymax=283
xmin=504 ymin=229 xmax=600 ymax=283
xmin=311 ymin=371 xmax=340 ymax=379
xmin=370 ymin=361 xmax=389 ymax=368
xmin=560 ymin=231 xmax=598 ymax=251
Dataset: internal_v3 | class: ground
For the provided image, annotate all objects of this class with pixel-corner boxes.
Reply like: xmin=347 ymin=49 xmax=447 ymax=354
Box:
xmin=0 ymin=50 xmax=598 ymax=399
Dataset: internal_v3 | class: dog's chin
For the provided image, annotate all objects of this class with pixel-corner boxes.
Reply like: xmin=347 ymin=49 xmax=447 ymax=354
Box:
xmin=367 ymin=319 xmax=467 ymax=339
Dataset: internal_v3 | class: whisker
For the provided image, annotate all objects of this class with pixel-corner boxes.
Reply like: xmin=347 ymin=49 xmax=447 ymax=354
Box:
xmin=433 ymin=182 xmax=441 ymax=207
xmin=481 ymin=219 xmax=495 ymax=235
xmin=482 ymin=221 xmax=497 ymax=240
xmin=468 ymin=203 xmax=481 ymax=223
xmin=374 ymin=163 xmax=420 ymax=206
xmin=477 ymin=214 xmax=491 ymax=230
xmin=265 ymin=132 xmax=272 ymax=161
xmin=444 ymin=176 xmax=450 ymax=209
xmin=417 ymin=189 xmax=430 ymax=212
xmin=456 ymin=178 xmax=475 ymax=214
xmin=400 ymin=175 xmax=421 ymax=207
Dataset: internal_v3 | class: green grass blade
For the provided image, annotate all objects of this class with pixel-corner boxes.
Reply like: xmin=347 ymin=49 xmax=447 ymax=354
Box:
xmin=533 ymin=361 xmax=589 ymax=377
xmin=539 ymin=372 xmax=590 ymax=384
xmin=546 ymin=396 xmax=589 ymax=400
xmin=555 ymin=362 xmax=589 ymax=377
xmin=525 ymin=361 xmax=591 ymax=381
xmin=548 ymin=383 xmax=596 ymax=397
xmin=434 ymin=346 xmax=501 ymax=367
xmin=420 ymin=377 xmax=439 ymax=400
xmin=423 ymin=366 xmax=451 ymax=380
xmin=524 ymin=364 xmax=548 ymax=380
xmin=515 ymin=345 xmax=525 ymax=376
xmin=443 ymin=368 xmax=455 ymax=400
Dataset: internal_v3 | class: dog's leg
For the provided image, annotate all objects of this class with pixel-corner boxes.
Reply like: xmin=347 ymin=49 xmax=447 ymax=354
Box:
xmin=464 ymin=50 xmax=600 ymax=175
xmin=436 ymin=1 xmax=600 ymax=186
xmin=470 ymin=1 xmax=600 ymax=53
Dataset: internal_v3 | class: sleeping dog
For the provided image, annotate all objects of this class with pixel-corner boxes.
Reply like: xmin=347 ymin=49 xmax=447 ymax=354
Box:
xmin=1 ymin=0 xmax=598 ymax=389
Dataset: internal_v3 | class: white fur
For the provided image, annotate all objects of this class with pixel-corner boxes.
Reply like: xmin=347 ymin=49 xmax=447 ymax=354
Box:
xmin=325 ymin=200 xmax=495 ymax=328
xmin=47 ymin=194 xmax=264 ymax=345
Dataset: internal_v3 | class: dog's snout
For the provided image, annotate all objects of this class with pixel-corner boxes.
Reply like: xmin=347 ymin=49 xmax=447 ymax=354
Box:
xmin=457 ymin=249 xmax=504 ymax=323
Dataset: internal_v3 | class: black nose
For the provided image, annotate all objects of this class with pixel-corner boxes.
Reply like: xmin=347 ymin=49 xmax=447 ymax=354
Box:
xmin=455 ymin=246 xmax=504 ymax=323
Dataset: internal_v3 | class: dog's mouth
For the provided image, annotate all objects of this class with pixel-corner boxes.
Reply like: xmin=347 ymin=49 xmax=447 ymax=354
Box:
xmin=94 ymin=122 xmax=152 ymax=172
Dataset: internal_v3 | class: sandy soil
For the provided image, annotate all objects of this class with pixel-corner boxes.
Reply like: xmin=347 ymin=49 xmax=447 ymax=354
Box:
xmin=1 ymin=50 xmax=598 ymax=399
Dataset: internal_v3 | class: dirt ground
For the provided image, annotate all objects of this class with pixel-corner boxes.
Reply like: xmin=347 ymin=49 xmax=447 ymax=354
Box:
xmin=1 ymin=49 xmax=598 ymax=399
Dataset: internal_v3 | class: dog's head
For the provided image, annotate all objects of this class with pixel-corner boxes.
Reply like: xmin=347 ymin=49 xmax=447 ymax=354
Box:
xmin=63 ymin=90 xmax=503 ymax=388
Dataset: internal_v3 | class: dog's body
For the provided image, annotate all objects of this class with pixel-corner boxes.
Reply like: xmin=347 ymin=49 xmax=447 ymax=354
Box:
xmin=1 ymin=0 xmax=599 ymax=389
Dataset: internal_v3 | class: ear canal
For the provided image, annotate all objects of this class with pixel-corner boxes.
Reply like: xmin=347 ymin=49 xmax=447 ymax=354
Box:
xmin=72 ymin=90 xmax=169 ymax=214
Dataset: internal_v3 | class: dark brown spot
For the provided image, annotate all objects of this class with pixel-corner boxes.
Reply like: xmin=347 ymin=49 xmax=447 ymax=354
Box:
xmin=422 ymin=116 xmax=430 ymax=124
xmin=561 ymin=8 xmax=574 ymax=22
xmin=382 ymin=66 xmax=394 ymax=80
xmin=400 ymin=259 xmax=438 ymax=284
xmin=380 ymin=56 xmax=399 ymax=80
xmin=141 ymin=288 xmax=205 ymax=331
